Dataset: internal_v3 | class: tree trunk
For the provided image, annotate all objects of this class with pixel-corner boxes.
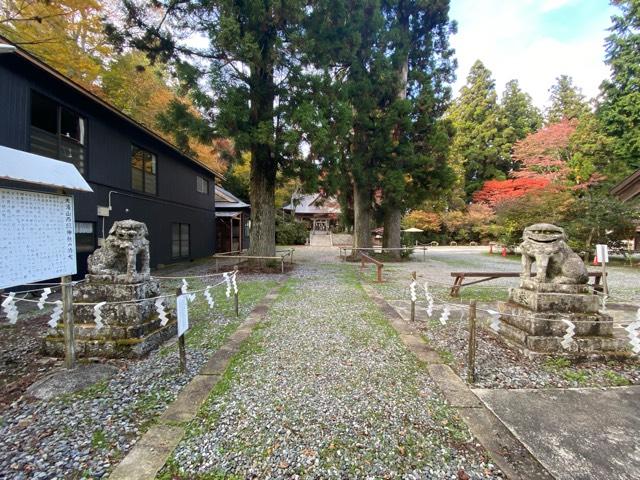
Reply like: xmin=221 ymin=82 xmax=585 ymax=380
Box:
xmin=247 ymin=44 xmax=277 ymax=258
xmin=352 ymin=179 xmax=372 ymax=254
xmin=382 ymin=208 xmax=402 ymax=260
xmin=248 ymin=147 xmax=276 ymax=257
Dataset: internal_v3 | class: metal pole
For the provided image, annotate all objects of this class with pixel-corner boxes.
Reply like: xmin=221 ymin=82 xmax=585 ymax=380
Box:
xmin=602 ymin=259 xmax=609 ymax=295
xmin=467 ymin=300 xmax=477 ymax=384
xmin=61 ymin=275 xmax=75 ymax=370
xmin=176 ymin=287 xmax=186 ymax=373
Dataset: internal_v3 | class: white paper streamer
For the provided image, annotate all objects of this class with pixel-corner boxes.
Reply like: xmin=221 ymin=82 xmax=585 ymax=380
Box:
xmin=37 ymin=288 xmax=52 ymax=310
xmin=600 ymin=294 xmax=608 ymax=313
xmin=155 ymin=297 xmax=169 ymax=326
xmin=231 ymin=271 xmax=238 ymax=295
xmin=1 ymin=293 xmax=18 ymax=324
xmin=223 ymin=272 xmax=232 ymax=299
xmin=93 ymin=301 xmax=107 ymax=330
xmin=439 ymin=305 xmax=450 ymax=325
xmin=624 ymin=310 xmax=640 ymax=354
xmin=487 ymin=309 xmax=501 ymax=332
xmin=409 ymin=280 xmax=417 ymax=302
xmin=181 ymin=279 xmax=189 ymax=294
xmin=204 ymin=286 xmax=215 ymax=309
xmin=561 ymin=319 xmax=576 ymax=349
xmin=48 ymin=300 xmax=63 ymax=328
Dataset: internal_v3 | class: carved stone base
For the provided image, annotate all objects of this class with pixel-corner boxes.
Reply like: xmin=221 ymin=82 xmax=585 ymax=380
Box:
xmin=42 ymin=278 xmax=174 ymax=359
xmin=509 ymin=287 xmax=600 ymax=313
xmin=519 ymin=279 xmax=590 ymax=294
xmin=497 ymin=301 xmax=630 ymax=357
xmin=43 ymin=322 xmax=177 ymax=358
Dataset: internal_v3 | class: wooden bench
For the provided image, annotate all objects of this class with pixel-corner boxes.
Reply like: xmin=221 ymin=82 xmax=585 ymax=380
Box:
xmin=449 ymin=271 xmax=604 ymax=297
xmin=360 ymin=253 xmax=384 ymax=282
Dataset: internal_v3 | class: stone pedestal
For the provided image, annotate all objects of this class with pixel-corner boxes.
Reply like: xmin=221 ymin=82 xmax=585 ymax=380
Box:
xmin=42 ymin=220 xmax=177 ymax=358
xmin=498 ymin=285 xmax=628 ymax=357
xmin=43 ymin=277 xmax=176 ymax=358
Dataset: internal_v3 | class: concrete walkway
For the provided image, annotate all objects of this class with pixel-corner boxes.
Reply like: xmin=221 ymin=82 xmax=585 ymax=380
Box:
xmin=475 ymin=386 xmax=640 ymax=479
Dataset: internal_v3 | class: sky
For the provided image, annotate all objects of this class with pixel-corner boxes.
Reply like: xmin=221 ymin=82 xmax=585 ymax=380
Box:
xmin=449 ymin=0 xmax=617 ymax=109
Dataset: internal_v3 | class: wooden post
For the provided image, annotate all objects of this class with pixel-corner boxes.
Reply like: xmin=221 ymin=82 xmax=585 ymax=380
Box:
xmin=234 ymin=268 xmax=239 ymax=317
xmin=602 ymin=260 xmax=609 ymax=296
xmin=467 ymin=300 xmax=477 ymax=384
xmin=410 ymin=271 xmax=416 ymax=322
xmin=61 ymin=275 xmax=75 ymax=370
xmin=176 ymin=287 xmax=186 ymax=373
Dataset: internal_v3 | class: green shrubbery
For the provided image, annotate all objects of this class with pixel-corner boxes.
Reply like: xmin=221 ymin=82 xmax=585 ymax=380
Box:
xmin=276 ymin=216 xmax=308 ymax=245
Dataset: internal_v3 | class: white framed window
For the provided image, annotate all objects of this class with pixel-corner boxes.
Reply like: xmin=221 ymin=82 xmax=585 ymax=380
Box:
xmin=196 ymin=176 xmax=209 ymax=194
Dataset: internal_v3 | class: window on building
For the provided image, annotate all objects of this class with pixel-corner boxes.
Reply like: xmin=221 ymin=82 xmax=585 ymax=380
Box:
xmin=30 ymin=91 xmax=86 ymax=173
xmin=131 ymin=145 xmax=157 ymax=194
xmin=75 ymin=222 xmax=96 ymax=253
xmin=196 ymin=176 xmax=209 ymax=194
xmin=171 ymin=223 xmax=190 ymax=259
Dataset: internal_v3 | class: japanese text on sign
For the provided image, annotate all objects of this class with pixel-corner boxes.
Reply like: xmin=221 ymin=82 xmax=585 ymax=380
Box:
xmin=0 ymin=188 xmax=77 ymax=289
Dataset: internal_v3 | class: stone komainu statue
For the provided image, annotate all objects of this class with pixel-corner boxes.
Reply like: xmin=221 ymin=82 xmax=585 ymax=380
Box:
xmin=519 ymin=223 xmax=588 ymax=285
xmin=88 ymin=220 xmax=150 ymax=283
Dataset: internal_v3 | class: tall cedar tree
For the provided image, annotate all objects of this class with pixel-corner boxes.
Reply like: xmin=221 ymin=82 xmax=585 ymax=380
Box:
xmin=112 ymin=0 xmax=310 ymax=257
xmin=305 ymin=0 xmax=455 ymax=253
xmin=500 ymin=79 xmax=542 ymax=148
xmin=598 ymin=0 xmax=640 ymax=171
xmin=378 ymin=0 xmax=456 ymax=258
xmin=447 ymin=60 xmax=509 ymax=200
xmin=545 ymin=75 xmax=589 ymax=124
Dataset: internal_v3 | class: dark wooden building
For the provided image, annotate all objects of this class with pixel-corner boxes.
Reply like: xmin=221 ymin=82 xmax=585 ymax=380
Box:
xmin=214 ymin=186 xmax=251 ymax=253
xmin=0 ymin=38 xmax=222 ymax=276
xmin=611 ymin=169 xmax=640 ymax=250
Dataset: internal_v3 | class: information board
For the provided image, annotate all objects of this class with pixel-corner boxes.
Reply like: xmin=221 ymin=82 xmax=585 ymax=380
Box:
xmin=0 ymin=188 xmax=77 ymax=289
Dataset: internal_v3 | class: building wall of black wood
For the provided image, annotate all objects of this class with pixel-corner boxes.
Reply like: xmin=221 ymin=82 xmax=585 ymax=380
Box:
xmin=0 ymin=54 xmax=217 ymax=277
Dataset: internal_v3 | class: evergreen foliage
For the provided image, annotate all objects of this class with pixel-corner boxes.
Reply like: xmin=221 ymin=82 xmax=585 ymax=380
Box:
xmin=598 ymin=0 xmax=640 ymax=170
xmin=447 ymin=60 xmax=509 ymax=200
xmin=546 ymin=75 xmax=589 ymax=123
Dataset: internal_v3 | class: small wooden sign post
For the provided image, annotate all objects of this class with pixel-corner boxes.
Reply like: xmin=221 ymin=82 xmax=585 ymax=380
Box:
xmin=596 ymin=244 xmax=609 ymax=295
xmin=175 ymin=288 xmax=189 ymax=373
xmin=234 ymin=268 xmax=239 ymax=317
xmin=467 ymin=300 xmax=477 ymax=384
xmin=410 ymin=271 xmax=417 ymax=322
xmin=61 ymin=275 xmax=75 ymax=369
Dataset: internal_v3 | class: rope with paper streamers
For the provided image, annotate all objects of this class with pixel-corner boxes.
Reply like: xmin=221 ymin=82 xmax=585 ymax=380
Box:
xmin=2 ymin=275 xmax=235 ymax=329
xmin=625 ymin=309 xmax=640 ymax=354
xmin=412 ymin=277 xmax=640 ymax=354
xmin=1 ymin=293 xmax=19 ymax=324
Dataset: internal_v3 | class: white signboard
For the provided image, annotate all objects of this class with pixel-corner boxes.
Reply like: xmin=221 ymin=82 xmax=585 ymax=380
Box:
xmin=596 ymin=244 xmax=609 ymax=264
xmin=176 ymin=294 xmax=190 ymax=337
xmin=0 ymin=188 xmax=77 ymax=289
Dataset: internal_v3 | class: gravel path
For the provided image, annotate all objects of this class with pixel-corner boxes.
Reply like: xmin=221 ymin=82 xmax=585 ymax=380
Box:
xmin=358 ymin=250 xmax=640 ymax=390
xmin=167 ymin=264 xmax=500 ymax=479
xmin=0 ymin=270 xmax=278 ymax=479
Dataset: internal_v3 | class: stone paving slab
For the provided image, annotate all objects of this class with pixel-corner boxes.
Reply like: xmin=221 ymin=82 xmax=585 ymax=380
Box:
xmin=160 ymin=374 xmax=221 ymax=423
xmin=109 ymin=425 xmax=185 ymax=480
xmin=474 ymin=386 xmax=640 ymax=480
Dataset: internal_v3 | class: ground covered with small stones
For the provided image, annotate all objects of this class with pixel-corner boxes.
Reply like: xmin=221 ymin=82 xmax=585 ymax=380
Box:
xmin=367 ymin=248 xmax=640 ymax=390
xmin=164 ymin=264 xmax=500 ymax=479
xmin=0 ymin=264 xmax=278 ymax=479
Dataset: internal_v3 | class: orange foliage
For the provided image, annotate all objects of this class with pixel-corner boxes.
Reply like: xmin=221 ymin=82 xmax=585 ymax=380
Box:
xmin=472 ymin=177 xmax=551 ymax=207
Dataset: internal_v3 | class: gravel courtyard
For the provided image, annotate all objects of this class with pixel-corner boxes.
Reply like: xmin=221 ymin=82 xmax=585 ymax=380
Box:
xmin=165 ymin=263 xmax=499 ymax=479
